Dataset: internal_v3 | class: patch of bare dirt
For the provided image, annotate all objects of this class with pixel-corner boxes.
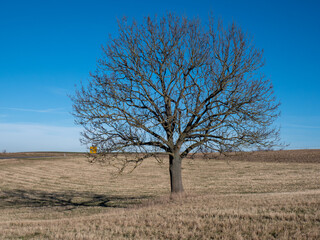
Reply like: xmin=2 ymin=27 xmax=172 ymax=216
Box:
xmin=216 ymin=149 xmax=320 ymax=163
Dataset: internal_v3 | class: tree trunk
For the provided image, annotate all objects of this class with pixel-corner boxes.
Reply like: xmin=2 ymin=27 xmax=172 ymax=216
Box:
xmin=169 ymin=151 xmax=184 ymax=194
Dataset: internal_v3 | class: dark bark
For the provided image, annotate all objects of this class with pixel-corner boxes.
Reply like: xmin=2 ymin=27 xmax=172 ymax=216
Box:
xmin=169 ymin=151 xmax=184 ymax=193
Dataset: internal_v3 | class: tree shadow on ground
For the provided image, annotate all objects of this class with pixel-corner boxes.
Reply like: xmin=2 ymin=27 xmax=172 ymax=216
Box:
xmin=0 ymin=189 xmax=151 ymax=209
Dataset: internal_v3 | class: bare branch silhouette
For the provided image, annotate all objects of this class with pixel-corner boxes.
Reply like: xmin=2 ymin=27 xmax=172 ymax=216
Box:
xmin=71 ymin=14 xmax=281 ymax=194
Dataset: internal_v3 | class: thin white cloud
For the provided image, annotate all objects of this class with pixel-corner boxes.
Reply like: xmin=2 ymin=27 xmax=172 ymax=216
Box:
xmin=0 ymin=123 xmax=85 ymax=152
xmin=0 ymin=107 xmax=66 ymax=113
xmin=47 ymin=86 xmax=69 ymax=96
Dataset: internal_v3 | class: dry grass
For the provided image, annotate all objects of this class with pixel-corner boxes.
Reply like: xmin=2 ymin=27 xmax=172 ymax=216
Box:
xmin=0 ymin=150 xmax=319 ymax=239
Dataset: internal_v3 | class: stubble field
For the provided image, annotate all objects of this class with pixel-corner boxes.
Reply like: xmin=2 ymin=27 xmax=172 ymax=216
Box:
xmin=0 ymin=150 xmax=319 ymax=239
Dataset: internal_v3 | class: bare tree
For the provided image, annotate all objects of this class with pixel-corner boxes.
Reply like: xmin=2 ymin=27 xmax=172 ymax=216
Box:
xmin=72 ymin=14 xmax=280 ymax=194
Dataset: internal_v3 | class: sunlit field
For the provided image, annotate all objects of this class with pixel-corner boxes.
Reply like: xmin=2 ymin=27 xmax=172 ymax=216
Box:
xmin=0 ymin=150 xmax=319 ymax=239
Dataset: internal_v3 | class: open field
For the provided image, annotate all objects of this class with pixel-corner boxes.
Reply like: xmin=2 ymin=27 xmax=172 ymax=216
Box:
xmin=0 ymin=150 xmax=319 ymax=239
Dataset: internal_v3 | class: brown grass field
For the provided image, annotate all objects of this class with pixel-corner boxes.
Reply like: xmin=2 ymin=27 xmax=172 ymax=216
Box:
xmin=0 ymin=150 xmax=319 ymax=239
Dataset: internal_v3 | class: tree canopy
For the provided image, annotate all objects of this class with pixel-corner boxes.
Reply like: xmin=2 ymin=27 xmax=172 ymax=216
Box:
xmin=72 ymin=14 xmax=280 ymax=193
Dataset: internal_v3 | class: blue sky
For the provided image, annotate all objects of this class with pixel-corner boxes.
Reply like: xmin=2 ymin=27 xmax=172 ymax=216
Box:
xmin=1 ymin=0 xmax=319 ymax=152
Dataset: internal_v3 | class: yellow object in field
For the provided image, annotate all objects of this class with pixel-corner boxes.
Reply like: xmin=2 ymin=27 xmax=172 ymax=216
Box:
xmin=90 ymin=146 xmax=97 ymax=154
